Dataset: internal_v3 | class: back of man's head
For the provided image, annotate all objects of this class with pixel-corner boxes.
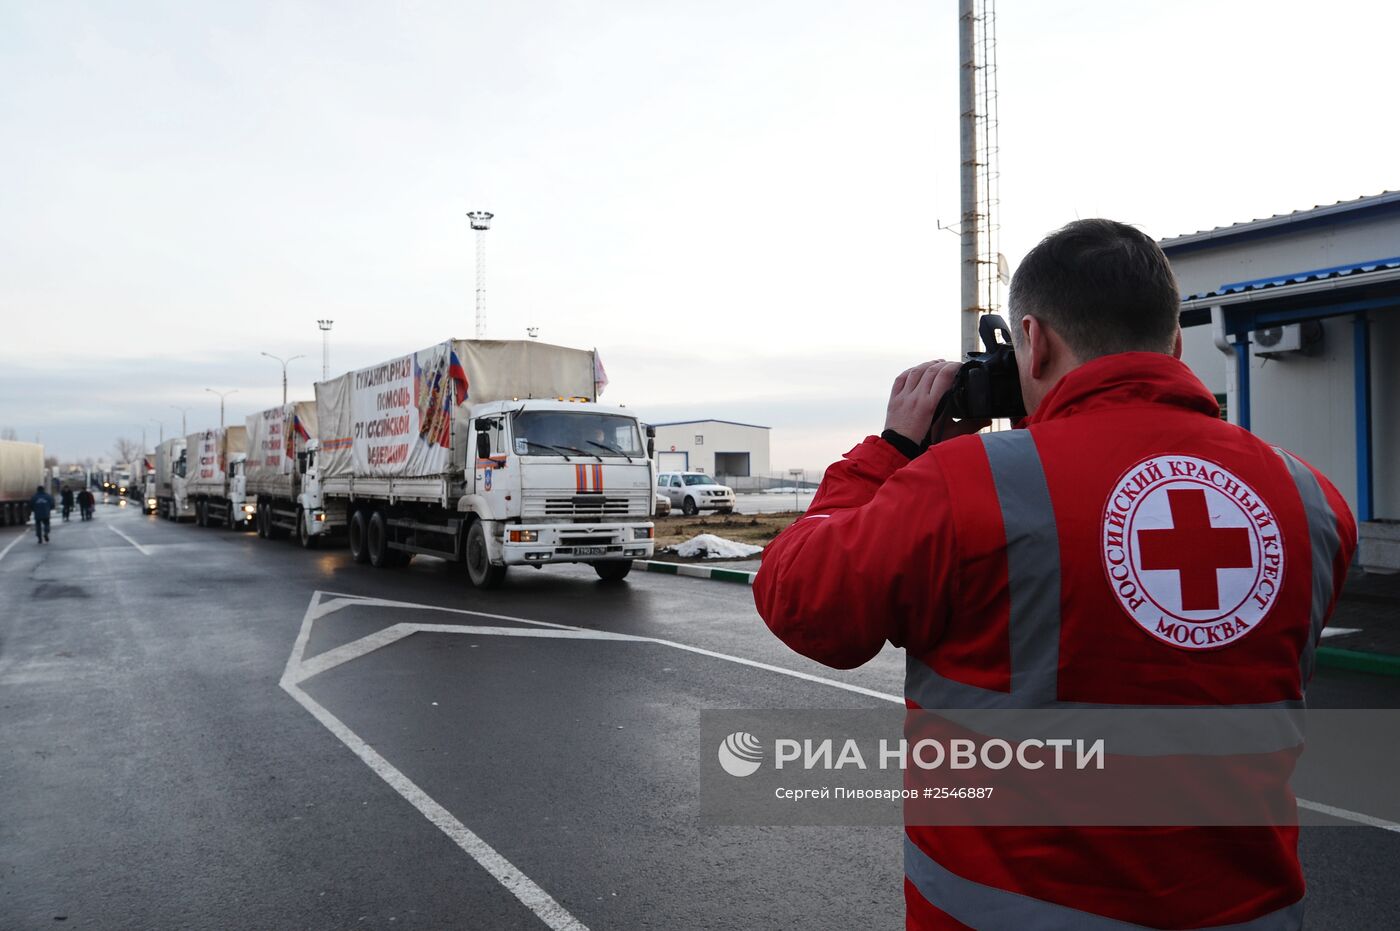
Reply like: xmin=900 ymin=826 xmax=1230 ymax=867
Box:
xmin=1008 ymin=219 xmax=1180 ymax=361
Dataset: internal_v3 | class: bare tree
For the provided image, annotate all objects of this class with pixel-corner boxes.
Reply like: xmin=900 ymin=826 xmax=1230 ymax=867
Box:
xmin=112 ymin=437 xmax=143 ymax=464
xmin=0 ymin=427 xmax=16 ymax=441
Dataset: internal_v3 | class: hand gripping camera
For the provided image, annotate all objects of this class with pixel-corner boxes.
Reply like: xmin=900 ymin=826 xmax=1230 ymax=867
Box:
xmin=923 ymin=313 xmax=1027 ymax=448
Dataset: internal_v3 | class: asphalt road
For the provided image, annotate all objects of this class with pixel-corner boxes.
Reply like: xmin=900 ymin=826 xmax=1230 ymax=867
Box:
xmin=2 ymin=499 xmax=1397 ymax=930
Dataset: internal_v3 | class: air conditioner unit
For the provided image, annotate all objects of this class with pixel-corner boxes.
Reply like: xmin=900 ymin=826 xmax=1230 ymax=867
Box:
xmin=1251 ymin=321 xmax=1321 ymax=359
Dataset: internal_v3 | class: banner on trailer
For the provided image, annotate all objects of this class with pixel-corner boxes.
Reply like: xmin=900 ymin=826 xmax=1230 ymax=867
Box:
xmin=348 ymin=341 xmax=463 ymax=477
xmin=246 ymin=402 xmax=317 ymax=483
xmin=189 ymin=430 xmax=225 ymax=486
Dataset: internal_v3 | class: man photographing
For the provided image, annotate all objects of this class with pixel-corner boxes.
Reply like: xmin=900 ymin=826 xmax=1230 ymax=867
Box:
xmin=754 ymin=219 xmax=1356 ymax=929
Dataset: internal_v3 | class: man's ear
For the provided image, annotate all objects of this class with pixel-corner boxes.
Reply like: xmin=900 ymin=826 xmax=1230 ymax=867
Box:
xmin=1022 ymin=315 xmax=1052 ymax=380
xmin=1171 ymin=327 xmax=1183 ymax=359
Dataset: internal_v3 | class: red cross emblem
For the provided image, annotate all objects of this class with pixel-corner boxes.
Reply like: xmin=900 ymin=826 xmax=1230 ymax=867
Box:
xmin=1137 ymin=488 xmax=1253 ymax=611
xmin=1101 ymin=455 xmax=1282 ymax=650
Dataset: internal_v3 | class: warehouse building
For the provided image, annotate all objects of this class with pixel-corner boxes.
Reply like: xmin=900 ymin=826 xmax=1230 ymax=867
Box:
xmin=648 ymin=419 xmax=770 ymax=485
xmin=1164 ymin=191 xmax=1400 ymax=571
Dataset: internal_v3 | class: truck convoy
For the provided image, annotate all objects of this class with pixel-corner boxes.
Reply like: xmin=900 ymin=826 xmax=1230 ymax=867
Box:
xmin=183 ymin=427 xmax=253 ymax=529
xmin=245 ymin=402 xmax=317 ymax=541
xmin=293 ymin=338 xmax=656 ymax=586
xmin=154 ymin=438 xmax=195 ymax=521
xmin=0 ymin=440 xmax=44 ymax=526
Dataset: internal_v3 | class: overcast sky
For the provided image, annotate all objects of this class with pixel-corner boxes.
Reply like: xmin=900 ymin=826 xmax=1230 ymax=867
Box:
xmin=2 ymin=0 xmax=1395 ymax=467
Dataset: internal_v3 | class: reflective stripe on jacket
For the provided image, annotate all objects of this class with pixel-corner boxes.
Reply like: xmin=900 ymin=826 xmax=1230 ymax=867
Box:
xmin=754 ymin=352 xmax=1357 ymax=930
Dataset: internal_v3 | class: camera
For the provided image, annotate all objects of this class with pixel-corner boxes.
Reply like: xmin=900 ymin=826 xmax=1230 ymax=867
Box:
xmin=923 ymin=313 xmax=1026 ymax=447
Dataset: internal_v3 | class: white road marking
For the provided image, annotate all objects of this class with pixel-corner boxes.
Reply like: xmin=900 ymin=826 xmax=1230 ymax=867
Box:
xmin=281 ymin=592 xmax=589 ymax=931
xmin=285 ymin=587 xmax=1400 ymax=923
xmin=108 ymin=524 xmax=152 ymax=556
xmin=1321 ymin=627 xmax=1361 ymax=639
xmin=1297 ymin=798 xmax=1400 ymax=833
xmin=0 ymin=534 xmax=25 ymax=563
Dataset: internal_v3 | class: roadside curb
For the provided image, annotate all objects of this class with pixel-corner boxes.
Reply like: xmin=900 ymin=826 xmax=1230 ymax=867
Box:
xmin=636 ymin=560 xmax=756 ymax=585
xmin=1316 ymin=646 xmax=1400 ymax=678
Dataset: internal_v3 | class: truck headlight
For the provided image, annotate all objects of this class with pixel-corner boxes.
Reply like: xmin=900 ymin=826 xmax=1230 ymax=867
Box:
xmin=636 ymin=527 xmax=654 ymax=539
xmin=243 ymin=504 xmax=256 ymax=514
xmin=509 ymin=529 xmax=539 ymax=543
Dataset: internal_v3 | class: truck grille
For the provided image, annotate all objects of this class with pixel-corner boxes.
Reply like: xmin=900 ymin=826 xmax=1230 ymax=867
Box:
xmin=522 ymin=490 xmax=650 ymax=520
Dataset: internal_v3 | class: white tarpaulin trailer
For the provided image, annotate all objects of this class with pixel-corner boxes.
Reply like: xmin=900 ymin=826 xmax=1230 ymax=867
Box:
xmin=315 ymin=339 xmax=598 ymax=482
xmin=245 ymin=401 xmax=318 ymax=498
xmin=184 ymin=427 xmax=248 ymax=497
xmin=0 ymin=440 xmax=43 ymax=525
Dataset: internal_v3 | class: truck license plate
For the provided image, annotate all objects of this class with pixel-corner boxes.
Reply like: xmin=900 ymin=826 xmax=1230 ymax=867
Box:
xmin=575 ymin=546 xmax=607 ymax=556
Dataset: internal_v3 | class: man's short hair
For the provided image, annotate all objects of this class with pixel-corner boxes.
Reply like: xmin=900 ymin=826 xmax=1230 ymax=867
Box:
xmin=1008 ymin=219 xmax=1180 ymax=360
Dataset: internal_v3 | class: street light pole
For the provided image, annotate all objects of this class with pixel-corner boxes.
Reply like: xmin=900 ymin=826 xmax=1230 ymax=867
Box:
xmin=260 ymin=352 xmax=306 ymax=405
xmin=170 ymin=406 xmax=190 ymax=436
xmin=150 ymin=419 xmax=164 ymax=444
xmin=204 ymin=388 xmax=238 ymax=430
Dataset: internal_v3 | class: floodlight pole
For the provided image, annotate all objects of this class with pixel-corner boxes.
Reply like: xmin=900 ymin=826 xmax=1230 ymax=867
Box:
xmin=468 ymin=211 xmax=494 ymax=339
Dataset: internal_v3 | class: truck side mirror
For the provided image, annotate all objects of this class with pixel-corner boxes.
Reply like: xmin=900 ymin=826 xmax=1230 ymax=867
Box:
xmin=645 ymin=425 xmax=656 ymax=439
xmin=647 ymin=438 xmax=655 ymax=458
xmin=297 ymin=452 xmax=308 ymax=475
xmin=476 ymin=431 xmax=491 ymax=460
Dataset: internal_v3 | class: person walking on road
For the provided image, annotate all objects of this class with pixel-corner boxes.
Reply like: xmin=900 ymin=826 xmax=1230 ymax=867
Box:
xmin=755 ymin=219 xmax=1357 ymax=930
xmin=78 ymin=488 xmax=95 ymax=521
xmin=29 ymin=485 xmax=53 ymax=544
xmin=60 ymin=486 xmax=74 ymax=522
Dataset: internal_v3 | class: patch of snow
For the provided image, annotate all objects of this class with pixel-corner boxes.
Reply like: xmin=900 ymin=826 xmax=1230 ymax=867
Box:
xmin=667 ymin=533 xmax=764 ymax=559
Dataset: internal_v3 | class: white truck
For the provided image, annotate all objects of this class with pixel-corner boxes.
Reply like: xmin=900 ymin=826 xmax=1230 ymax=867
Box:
xmin=135 ymin=454 xmax=157 ymax=513
xmin=0 ymin=440 xmax=44 ymax=527
xmin=184 ymin=426 xmax=254 ymax=529
xmin=302 ymin=338 xmax=656 ymax=586
xmin=245 ymin=401 xmax=319 ymax=544
xmin=155 ymin=437 xmax=195 ymax=521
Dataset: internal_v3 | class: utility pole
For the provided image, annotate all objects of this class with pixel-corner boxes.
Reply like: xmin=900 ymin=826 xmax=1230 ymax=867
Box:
xmin=317 ymin=319 xmax=333 ymax=380
xmin=467 ymin=211 xmax=494 ymax=339
xmin=204 ymin=388 xmax=238 ymax=430
xmin=260 ymin=352 xmax=305 ymax=405
xmin=170 ymin=406 xmax=190 ymax=436
xmin=150 ymin=419 xmax=164 ymax=444
xmin=957 ymin=0 xmax=1002 ymax=357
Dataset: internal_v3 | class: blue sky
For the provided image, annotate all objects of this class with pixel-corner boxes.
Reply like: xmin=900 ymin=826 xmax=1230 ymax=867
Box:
xmin=2 ymin=1 xmax=1396 ymax=467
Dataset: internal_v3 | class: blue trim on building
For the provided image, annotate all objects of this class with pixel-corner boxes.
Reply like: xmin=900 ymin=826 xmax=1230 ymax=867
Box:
xmin=1354 ymin=316 xmax=1374 ymax=522
xmin=1214 ymin=256 xmax=1400 ymax=295
xmin=1233 ymin=340 xmax=1251 ymax=433
xmin=1160 ymin=191 xmax=1400 ymax=257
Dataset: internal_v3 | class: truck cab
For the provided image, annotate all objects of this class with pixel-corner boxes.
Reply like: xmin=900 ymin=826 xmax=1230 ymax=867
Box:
xmin=462 ymin=400 xmax=656 ymax=580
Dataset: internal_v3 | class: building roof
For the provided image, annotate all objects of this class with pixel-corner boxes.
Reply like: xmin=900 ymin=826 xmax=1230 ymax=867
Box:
xmin=1181 ymin=255 xmax=1400 ymax=302
xmin=647 ymin=419 xmax=771 ymax=430
xmin=1160 ymin=190 xmax=1400 ymax=254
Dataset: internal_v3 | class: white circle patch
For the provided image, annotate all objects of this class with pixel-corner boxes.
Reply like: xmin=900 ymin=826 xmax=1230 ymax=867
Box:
xmin=1100 ymin=455 xmax=1284 ymax=650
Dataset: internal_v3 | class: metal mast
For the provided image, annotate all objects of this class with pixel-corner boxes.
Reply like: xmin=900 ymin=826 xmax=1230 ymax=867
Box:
xmin=958 ymin=0 xmax=980 ymax=357
xmin=317 ymin=319 xmax=333 ymax=380
xmin=467 ymin=211 xmax=494 ymax=339
xmin=958 ymin=0 xmax=1002 ymax=356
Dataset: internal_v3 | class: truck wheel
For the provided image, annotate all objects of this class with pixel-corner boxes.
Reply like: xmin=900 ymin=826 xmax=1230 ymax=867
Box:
xmin=368 ymin=510 xmax=395 ymax=568
xmin=256 ymin=507 xmax=268 ymax=538
xmin=196 ymin=500 xmax=207 ymax=527
xmin=593 ymin=560 xmax=633 ymax=582
xmin=465 ymin=520 xmax=506 ymax=589
xmin=297 ymin=509 xmax=319 ymax=549
xmin=682 ymin=496 xmax=698 ymax=516
xmin=348 ymin=509 xmax=370 ymax=564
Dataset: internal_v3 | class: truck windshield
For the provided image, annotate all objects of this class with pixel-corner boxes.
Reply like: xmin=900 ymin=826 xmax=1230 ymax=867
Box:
xmin=512 ymin=411 xmax=645 ymax=458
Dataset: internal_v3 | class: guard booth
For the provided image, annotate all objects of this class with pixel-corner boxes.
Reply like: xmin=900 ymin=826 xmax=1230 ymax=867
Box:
xmin=1164 ymin=192 xmax=1400 ymax=571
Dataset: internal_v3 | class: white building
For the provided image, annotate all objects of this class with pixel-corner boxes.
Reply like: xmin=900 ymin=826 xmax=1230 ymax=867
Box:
xmin=649 ymin=419 xmax=771 ymax=483
xmin=1163 ymin=191 xmax=1400 ymax=571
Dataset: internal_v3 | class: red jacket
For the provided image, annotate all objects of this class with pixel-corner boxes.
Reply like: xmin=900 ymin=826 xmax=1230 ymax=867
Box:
xmin=754 ymin=353 xmax=1356 ymax=930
